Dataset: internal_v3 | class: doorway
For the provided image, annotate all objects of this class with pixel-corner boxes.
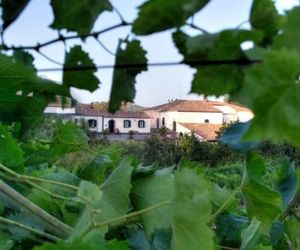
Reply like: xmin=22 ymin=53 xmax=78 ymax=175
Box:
xmin=108 ymin=120 xmax=115 ymax=133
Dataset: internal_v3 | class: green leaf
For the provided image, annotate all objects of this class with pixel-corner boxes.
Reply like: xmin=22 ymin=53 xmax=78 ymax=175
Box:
xmin=77 ymin=181 xmax=102 ymax=204
xmin=151 ymin=229 xmax=172 ymax=250
xmin=210 ymin=184 xmax=238 ymax=213
xmin=233 ymin=49 xmax=300 ymax=146
xmin=173 ymin=29 xmax=262 ymax=96
xmin=50 ymin=121 xmax=89 ymax=157
xmin=240 ymin=217 xmax=263 ymax=250
xmin=13 ymin=50 xmax=35 ymax=70
xmin=63 ymin=45 xmax=100 ymax=91
xmin=171 ymin=169 xmax=214 ymax=250
xmin=277 ymin=159 xmax=297 ymax=209
xmin=0 ymin=232 xmax=13 ymax=250
xmin=0 ymin=125 xmax=23 ymax=172
xmin=242 ymin=155 xmax=282 ymax=232
xmin=71 ymin=157 xmax=133 ymax=239
xmin=0 ymin=54 xmax=69 ymax=131
xmin=250 ymin=0 xmax=281 ymax=45
xmin=285 ymin=217 xmax=300 ymax=249
xmin=132 ymin=0 xmax=210 ymax=35
xmin=131 ymin=169 xmax=174 ymax=236
xmin=1 ymin=0 xmax=30 ymax=30
xmin=273 ymin=7 xmax=300 ymax=53
xmin=216 ymin=213 xmax=248 ymax=248
xmin=220 ymin=122 xmax=259 ymax=152
xmin=244 ymin=153 xmax=266 ymax=182
xmin=50 ymin=0 xmax=112 ymax=35
xmin=108 ymin=40 xmax=147 ymax=113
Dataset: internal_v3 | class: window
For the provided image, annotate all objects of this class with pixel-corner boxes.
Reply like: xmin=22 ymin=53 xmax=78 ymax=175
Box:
xmin=88 ymin=119 xmax=97 ymax=128
xmin=204 ymin=119 xmax=209 ymax=123
xmin=172 ymin=121 xmax=176 ymax=131
xmin=123 ymin=120 xmax=131 ymax=128
xmin=162 ymin=117 xmax=165 ymax=126
xmin=138 ymin=120 xmax=145 ymax=128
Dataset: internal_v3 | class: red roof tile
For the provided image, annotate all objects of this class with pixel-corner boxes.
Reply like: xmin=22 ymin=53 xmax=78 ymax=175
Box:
xmin=179 ymin=123 xmax=222 ymax=141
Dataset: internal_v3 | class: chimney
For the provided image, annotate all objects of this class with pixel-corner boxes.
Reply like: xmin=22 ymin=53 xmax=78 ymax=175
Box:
xmin=120 ymin=101 xmax=127 ymax=111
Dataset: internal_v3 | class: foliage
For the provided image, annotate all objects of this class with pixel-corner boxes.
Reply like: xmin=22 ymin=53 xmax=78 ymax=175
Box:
xmin=0 ymin=0 xmax=300 ymax=249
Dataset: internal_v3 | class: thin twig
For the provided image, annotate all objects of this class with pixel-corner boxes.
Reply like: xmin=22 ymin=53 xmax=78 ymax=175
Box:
xmin=36 ymin=50 xmax=64 ymax=66
xmin=186 ymin=22 xmax=209 ymax=34
xmin=2 ymin=22 xmax=130 ymax=51
xmin=0 ymin=215 xmax=60 ymax=242
xmin=111 ymin=3 xmax=125 ymax=23
xmin=36 ymin=58 xmax=260 ymax=72
xmin=95 ymin=37 xmax=116 ymax=56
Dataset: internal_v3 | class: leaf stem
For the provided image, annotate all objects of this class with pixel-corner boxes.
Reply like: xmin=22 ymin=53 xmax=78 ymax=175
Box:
xmin=0 ymin=215 xmax=60 ymax=242
xmin=81 ymin=201 xmax=171 ymax=239
xmin=211 ymin=187 xmax=241 ymax=221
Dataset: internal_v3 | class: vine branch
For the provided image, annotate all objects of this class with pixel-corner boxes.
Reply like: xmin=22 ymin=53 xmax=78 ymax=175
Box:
xmin=0 ymin=215 xmax=60 ymax=242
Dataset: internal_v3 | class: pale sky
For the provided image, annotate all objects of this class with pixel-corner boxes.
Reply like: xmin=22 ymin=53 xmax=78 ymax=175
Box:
xmin=3 ymin=0 xmax=299 ymax=107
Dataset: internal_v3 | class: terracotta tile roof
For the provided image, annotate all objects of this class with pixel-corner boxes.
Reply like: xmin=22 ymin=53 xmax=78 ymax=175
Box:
xmin=146 ymin=100 xmax=221 ymax=113
xmin=179 ymin=123 xmax=223 ymax=141
xmin=211 ymin=101 xmax=251 ymax=112
xmin=76 ymin=104 xmax=150 ymax=118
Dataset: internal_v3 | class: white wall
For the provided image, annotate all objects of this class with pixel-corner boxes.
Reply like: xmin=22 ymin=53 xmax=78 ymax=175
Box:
xmin=237 ymin=112 xmax=254 ymax=122
xmin=176 ymin=112 xmax=223 ymax=124
xmin=103 ymin=117 xmax=151 ymax=133
xmin=144 ymin=110 xmax=160 ymax=129
xmin=75 ymin=116 xmax=103 ymax=133
xmin=44 ymin=107 xmax=75 ymax=114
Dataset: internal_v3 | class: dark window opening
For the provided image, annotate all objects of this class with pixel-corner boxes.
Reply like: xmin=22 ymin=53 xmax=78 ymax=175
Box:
xmin=162 ymin=117 xmax=165 ymax=126
xmin=138 ymin=120 xmax=145 ymax=128
xmin=88 ymin=119 xmax=97 ymax=128
xmin=172 ymin=121 xmax=176 ymax=131
xmin=205 ymin=119 xmax=209 ymax=123
xmin=124 ymin=120 xmax=131 ymax=128
xmin=156 ymin=118 xmax=160 ymax=129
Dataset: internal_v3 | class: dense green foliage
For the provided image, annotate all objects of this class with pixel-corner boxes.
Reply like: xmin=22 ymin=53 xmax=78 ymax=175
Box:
xmin=0 ymin=0 xmax=299 ymax=249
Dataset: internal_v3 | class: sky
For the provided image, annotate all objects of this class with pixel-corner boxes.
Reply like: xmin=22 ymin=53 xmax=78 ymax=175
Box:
xmin=3 ymin=0 xmax=299 ymax=107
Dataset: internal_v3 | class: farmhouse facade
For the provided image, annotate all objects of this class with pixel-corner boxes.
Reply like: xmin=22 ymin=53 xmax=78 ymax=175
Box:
xmin=44 ymin=99 xmax=253 ymax=141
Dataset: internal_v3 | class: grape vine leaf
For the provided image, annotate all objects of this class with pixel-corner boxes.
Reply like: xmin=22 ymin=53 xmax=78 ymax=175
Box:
xmin=13 ymin=50 xmax=35 ymax=70
xmin=49 ymin=121 xmax=89 ymax=157
xmin=0 ymin=125 xmax=24 ymax=172
xmin=77 ymin=180 xmax=102 ymax=204
xmin=0 ymin=54 xmax=69 ymax=131
xmin=285 ymin=217 xmax=300 ymax=249
xmin=131 ymin=169 xmax=174 ymax=236
xmin=240 ymin=217 xmax=263 ymax=250
xmin=220 ymin=122 xmax=259 ymax=152
xmin=210 ymin=184 xmax=238 ymax=213
xmin=63 ymin=45 xmax=100 ymax=91
xmin=242 ymin=155 xmax=282 ymax=232
xmin=173 ymin=29 xmax=263 ymax=96
xmin=171 ymin=169 xmax=214 ymax=250
xmin=233 ymin=49 xmax=300 ymax=146
xmin=250 ymin=0 xmax=281 ymax=45
xmin=108 ymin=40 xmax=147 ymax=113
xmin=50 ymin=0 xmax=112 ymax=35
xmin=70 ymin=157 xmax=133 ymax=239
xmin=132 ymin=0 xmax=210 ymax=35
xmin=273 ymin=7 xmax=300 ymax=53
xmin=0 ymin=232 xmax=13 ymax=250
xmin=1 ymin=0 xmax=30 ymax=30
xmin=277 ymin=159 xmax=297 ymax=209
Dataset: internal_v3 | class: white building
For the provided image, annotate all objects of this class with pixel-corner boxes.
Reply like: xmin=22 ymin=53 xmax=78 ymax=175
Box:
xmin=75 ymin=104 xmax=151 ymax=134
xmin=145 ymin=100 xmax=253 ymax=141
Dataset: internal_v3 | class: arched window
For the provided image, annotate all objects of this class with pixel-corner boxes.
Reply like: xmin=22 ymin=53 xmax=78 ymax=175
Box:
xmin=88 ymin=119 xmax=97 ymax=128
xmin=162 ymin=117 xmax=165 ymax=126
xmin=205 ymin=119 xmax=209 ymax=123
xmin=138 ymin=120 xmax=145 ymax=128
xmin=156 ymin=118 xmax=160 ymax=129
xmin=124 ymin=120 xmax=131 ymax=128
